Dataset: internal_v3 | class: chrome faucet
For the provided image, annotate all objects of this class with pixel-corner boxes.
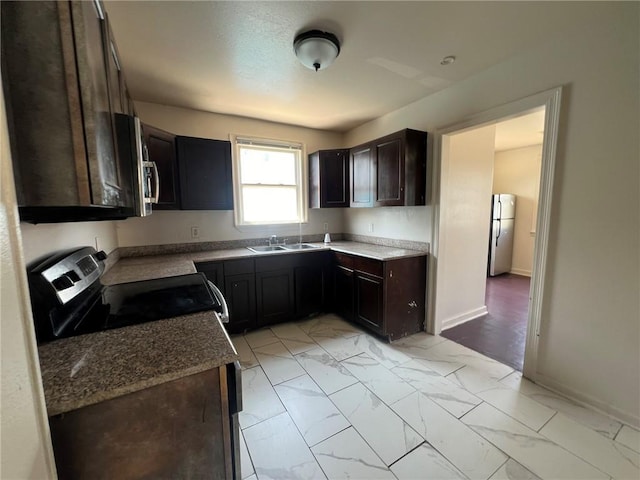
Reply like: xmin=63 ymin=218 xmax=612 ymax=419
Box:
xmin=268 ymin=235 xmax=278 ymax=246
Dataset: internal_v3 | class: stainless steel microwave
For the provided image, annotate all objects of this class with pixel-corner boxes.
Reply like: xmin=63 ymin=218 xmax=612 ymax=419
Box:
xmin=119 ymin=115 xmax=159 ymax=217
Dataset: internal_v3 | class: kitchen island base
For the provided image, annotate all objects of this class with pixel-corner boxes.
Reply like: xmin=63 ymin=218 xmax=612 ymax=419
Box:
xmin=49 ymin=366 xmax=236 ymax=480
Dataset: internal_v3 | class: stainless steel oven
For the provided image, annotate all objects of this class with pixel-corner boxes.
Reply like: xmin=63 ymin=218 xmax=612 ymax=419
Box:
xmin=28 ymin=247 xmax=242 ymax=479
xmin=26 ymin=246 xmax=228 ymax=343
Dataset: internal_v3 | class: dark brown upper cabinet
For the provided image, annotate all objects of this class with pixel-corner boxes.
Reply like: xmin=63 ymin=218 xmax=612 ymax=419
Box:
xmin=1 ymin=0 xmax=137 ymax=222
xmin=350 ymin=143 xmax=375 ymax=207
xmin=309 ymin=149 xmax=350 ymax=208
xmin=176 ymin=136 xmax=234 ymax=210
xmin=144 ymin=124 xmax=180 ymax=209
xmin=350 ymin=129 xmax=428 ymax=208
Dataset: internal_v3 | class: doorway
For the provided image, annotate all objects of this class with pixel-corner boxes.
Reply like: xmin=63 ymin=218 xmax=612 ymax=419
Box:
xmin=428 ymin=87 xmax=562 ymax=380
xmin=440 ymin=110 xmax=544 ymax=371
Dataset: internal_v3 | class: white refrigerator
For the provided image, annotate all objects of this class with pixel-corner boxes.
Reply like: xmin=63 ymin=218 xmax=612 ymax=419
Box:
xmin=488 ymin=194 xmax=516 ymax=276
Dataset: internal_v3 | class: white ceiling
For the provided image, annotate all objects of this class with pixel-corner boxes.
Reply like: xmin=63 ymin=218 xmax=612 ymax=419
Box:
xmin=494 ymin=109 xmax=545 ymax=152
xmin=104 ymin=1 xmax=599 ymax=133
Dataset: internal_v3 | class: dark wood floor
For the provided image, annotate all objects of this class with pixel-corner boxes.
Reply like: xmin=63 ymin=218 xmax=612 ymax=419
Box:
xmin=441 ymin=273 xmax=531 ymax=371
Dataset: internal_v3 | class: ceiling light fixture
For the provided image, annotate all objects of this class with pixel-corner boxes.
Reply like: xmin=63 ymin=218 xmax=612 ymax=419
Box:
xmin=293 ymin=30 xmax=340 ymax=72
xmin=440 ymin=55 xmax=456 ymax=66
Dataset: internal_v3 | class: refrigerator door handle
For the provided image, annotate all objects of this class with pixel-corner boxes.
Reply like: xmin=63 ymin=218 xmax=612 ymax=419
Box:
xmin=498 ymin=198 xmax=503 ymax=220
xmin=496 ymin=219 xmax=501 ymax=246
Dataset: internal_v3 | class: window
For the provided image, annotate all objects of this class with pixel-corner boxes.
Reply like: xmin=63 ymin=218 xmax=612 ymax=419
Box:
xmin=232 ymin=136 xmax=307 ymax=225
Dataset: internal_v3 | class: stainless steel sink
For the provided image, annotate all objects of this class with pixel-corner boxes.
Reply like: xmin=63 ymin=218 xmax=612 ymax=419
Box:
xmin=246 ymin=245 xmax=286 ymax=253
xmin=281 ymin=243 xmax=318 ymax=250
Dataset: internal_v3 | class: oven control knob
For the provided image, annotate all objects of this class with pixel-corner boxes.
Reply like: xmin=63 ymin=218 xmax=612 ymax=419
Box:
xmin=52 ymin=275 xmax=74 ymax=291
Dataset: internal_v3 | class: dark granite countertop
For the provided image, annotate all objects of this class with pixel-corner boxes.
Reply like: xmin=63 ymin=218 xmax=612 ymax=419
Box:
xmin=39 ymin=311 xmax=237 ymax=416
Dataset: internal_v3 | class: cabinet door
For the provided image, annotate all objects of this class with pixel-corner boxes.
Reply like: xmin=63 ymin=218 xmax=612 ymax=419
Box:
xmin=104 ymin=17 xmax=124 ymax=116
xmin=384 ymin=256 xmax=426 ymax=341
xmin=72 ymin=1 xmax=124 ymax=207
xmin=224 ymin=274 xmax=256 ymax=334
xmin=195 ymin=262 xmax=225 ymax=294
xmin=310 ymin=149 xmax=350 ymax=208
xmin=350 ymin=143 xmax=374 ymax=207
xmin=49 ymin=369 xmax=231 ymax=479
xmin=375 ymin=136 xmax=404 ymax=206
xmin=354 ymin=271 xmax=384 ymax=334
xmin=294 ymin=264 xmax=324 ymax=318
xmin=256 ymin=269 xmax=294 ymax=326
xmin=144 ymin=124 xmax=180 ymax=209
xmin=333 ymin=265 xmax=355 ymax=322
xmin=177 ymin=136 xmax=233 ymax=210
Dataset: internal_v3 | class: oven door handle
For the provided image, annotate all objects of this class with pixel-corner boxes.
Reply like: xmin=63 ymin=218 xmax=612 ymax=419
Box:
xmin=207 ymin=281 xmax=229 ymax=324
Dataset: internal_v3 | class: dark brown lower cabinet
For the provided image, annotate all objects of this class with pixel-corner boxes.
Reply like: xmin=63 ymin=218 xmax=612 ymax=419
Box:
xmin=355 ymin=271 xmax=384 ymax=335
xmin=333 ymin=252 xmax=426 ymax=340
xmin=195 ymin=261 xmax=224 ymax=292
xmin=49 ymin=368 xmax=234 ymax=480
xmin=224 ymin=274 xmax=256 ymax=334
xmin=196 ymin=250 xmax=425 ymax=340
xmin=333 ymin=264 xmax=355 ymax=322
xmin=294 ymin=264 xmax=324 ymax=318
xmin=196 ymin=259 xmax=256 ymax=334
xmin=256 ymin=269 xmax=294 ymax=326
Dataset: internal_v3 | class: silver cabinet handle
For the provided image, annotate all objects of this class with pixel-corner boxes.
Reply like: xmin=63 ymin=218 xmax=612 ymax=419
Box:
xmin=207 ymin=281 xmax=229 ymax=324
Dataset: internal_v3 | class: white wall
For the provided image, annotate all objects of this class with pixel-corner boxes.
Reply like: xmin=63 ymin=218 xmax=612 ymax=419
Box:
xmin=20 ymin=221 xmax=119 ymax=264
xmin=344 ymin=3 xmax=639 ymax=423
xmin=493 ymin=145 xmax=542 ymax=276
xmin=437 ymin=125 xmax=496 ymax=329
xmin=342 ymin=206 xmax=430 ymax=242
xmin=116 ymin=209 xmax=341 ymax=247
xmin=116 ymin=102 xmax=345 ymax=247
xmin=1 ymin=82 xmax=56 ymax=479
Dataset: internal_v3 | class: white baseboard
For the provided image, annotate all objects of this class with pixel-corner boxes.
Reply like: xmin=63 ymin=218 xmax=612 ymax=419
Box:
xmin=510 ymin=268 xmax=532 ymax=277
xmin=532 ymin=372 xmax=640 ymax=428
xmin=441 ymin=306 xmax=488 ymax=331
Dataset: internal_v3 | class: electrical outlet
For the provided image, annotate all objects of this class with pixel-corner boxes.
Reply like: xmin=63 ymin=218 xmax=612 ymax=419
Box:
xmin=368 ymin=223 xmax=374 ymax=233
xmin=324 ymin=222 xmax=329 ymax=233
xmin=191 ymin=226 xmax=200 ymax=239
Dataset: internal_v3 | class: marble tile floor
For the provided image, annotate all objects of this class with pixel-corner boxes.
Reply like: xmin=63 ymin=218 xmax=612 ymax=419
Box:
xmin=232 ymin=314 xmax=639 ymax=480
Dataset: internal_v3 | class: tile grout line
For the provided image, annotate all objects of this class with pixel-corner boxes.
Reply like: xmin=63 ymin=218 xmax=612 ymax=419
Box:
xmin=536 ymin=409 xmax=558 ymax=433
xmin=487 ymin=457 xmax=511 ymax=480
xmin=385 ymin=439 xmax=427 ymax=469
xmin=327 ymin=381 xmax=427 ymax=469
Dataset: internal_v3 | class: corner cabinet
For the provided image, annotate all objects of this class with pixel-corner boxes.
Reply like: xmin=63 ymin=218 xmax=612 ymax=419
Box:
xmin=333 ymin=252 xmax=426 ymax=340
xmin=176 ymin=136 xmax=234 ymax=210
xmin=309 ymin=149 xmax=350 ymax=208
xmin=350 ymin=129 xmax=428 ymax=208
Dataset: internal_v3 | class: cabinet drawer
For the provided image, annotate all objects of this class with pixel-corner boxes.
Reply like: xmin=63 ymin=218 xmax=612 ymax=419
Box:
xmin=353 ymin=256 xmax=383 ymax=277
xmin=255 ymin=254 xmax=295 ymax=272
xmin=334 ymin=252 xmax=354 ymax=269
xmin=224 ymin=259 xmax=254 ymax=276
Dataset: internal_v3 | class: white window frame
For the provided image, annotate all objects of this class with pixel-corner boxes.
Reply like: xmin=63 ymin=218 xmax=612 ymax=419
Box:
xmin=231 ymin=135 xmax=308 ymax=226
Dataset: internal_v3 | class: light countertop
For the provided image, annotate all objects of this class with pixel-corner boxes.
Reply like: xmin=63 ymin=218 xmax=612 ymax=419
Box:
xmin=101 ymin=241 xmax=427 ymax=285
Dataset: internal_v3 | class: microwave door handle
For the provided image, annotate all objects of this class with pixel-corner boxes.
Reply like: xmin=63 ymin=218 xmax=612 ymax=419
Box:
xmin=207 ymin=280 xmax=229 ymax=324
xmin=145 ymin=161 xmax=160 ymax=204
xmin=151 ymin=161 xmax=160 ymax=203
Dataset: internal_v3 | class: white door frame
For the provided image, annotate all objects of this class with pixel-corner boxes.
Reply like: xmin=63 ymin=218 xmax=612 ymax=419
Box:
xmin=427 ymin=87 xmax=562 ymax=379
